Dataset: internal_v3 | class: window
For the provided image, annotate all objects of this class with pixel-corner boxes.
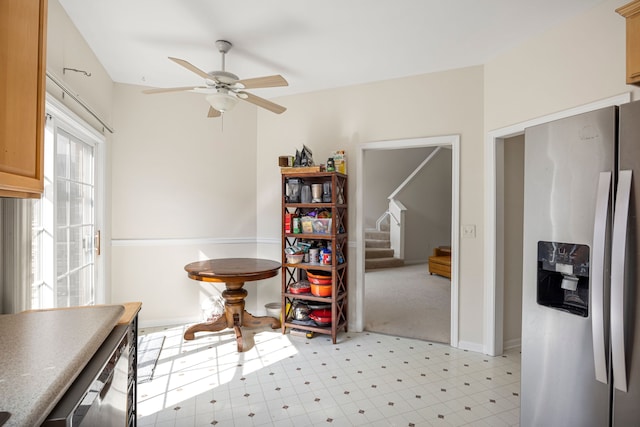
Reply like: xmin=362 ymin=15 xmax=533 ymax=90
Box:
xmin=30 ymin=98 xmax=105 ymax=309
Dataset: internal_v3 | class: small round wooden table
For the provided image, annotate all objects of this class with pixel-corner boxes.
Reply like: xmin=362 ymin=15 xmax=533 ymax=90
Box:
xmin=183 ymin=258 xmax=281 ymax=352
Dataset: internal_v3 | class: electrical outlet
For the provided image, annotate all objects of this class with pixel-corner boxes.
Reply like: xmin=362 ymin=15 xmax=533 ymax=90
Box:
xmin=463 ymin=224 xmax=476 ymax=238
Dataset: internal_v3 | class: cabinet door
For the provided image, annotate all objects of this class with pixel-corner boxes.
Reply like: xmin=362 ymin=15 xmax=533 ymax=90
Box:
xmin=627 ymin=11 xmax=640 ymax=84
xmin=0 ymin=0 xmax=47 ymax=197
xmin=618 ymin=0 xmax=640 ymax=85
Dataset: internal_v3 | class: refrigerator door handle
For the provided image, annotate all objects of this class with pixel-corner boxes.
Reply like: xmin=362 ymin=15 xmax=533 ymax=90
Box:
xmin=611 ymin=169 xmax=632 ymax=392
xmin=592 ymin=171 xmax=611 ymax=384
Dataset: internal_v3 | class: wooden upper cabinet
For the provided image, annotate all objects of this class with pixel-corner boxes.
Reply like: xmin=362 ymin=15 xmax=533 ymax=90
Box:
xmin=0 ymin=0 xmax=47 ymax=198
xmin=617 ymin=0 xmax=640 ymax=86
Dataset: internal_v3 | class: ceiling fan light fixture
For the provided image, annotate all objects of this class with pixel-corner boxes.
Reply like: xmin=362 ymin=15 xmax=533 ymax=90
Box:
xmin=206 ymin=91 xmax=238 ymax=113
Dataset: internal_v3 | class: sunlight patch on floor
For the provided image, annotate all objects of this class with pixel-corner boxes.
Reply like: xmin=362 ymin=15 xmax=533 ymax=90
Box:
xmin=136 ymin=324 xmax=297 ymax=417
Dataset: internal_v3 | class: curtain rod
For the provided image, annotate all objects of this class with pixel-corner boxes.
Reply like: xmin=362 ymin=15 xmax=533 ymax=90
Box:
xmin=45 ymin=71 xmax=114 ymax=134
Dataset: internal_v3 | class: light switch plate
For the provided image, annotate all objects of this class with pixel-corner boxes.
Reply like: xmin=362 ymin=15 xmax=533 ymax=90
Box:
xmin=463 ymin=224 xmax=476 ymax=238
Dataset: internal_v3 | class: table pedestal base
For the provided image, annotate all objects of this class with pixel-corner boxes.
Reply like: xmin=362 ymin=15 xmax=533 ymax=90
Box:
xmin=183 ymin=281 xmax=280 ymax=352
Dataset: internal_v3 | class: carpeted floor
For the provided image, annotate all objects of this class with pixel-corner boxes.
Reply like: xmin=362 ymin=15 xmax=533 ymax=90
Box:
xmin=364 ymin=262 xmax=451 ymax=343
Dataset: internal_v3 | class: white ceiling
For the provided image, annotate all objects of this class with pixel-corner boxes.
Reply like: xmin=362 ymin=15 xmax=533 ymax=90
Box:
xmin=58 ymin=0 xmax=606 ymax=99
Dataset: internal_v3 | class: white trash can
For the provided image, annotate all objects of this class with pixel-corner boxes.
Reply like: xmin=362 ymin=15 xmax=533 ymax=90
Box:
xmin=265 ymin=302 xmax=281 ymax=318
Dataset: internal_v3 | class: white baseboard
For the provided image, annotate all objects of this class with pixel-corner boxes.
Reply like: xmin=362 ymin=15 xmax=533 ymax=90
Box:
xmin=456 ymin=340 xmax=484 ymax=354
xmin=138 ymin=316 xmax=199 ymax=330
xmin=504 ymin=338 xmax=521 ymax=351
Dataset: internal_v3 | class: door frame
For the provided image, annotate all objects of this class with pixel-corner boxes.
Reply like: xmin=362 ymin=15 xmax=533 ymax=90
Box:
xmin=355 ymin=135 xmax=460 ymax=347
xmin=483 ymin=93 xmax=631 ymax=356
xmin=45 ymin=94 xmax=107 ymax=304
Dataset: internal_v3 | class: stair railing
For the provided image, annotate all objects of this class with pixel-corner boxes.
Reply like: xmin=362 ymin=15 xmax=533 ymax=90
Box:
xmin=375 ymin=210 xmax=390 ymax=231
xmin=387 ymin=147 xmax=442 ymax=200
xmin=388 ymin=199 xmax=406 ymax=259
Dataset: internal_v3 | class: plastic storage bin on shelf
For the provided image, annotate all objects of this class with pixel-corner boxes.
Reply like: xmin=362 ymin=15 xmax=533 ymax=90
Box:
xmin=300 ymin=217 xmax=332 ymax=235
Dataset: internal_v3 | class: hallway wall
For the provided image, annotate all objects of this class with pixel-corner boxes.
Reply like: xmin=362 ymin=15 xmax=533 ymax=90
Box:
xmin=363 ymin=147 xmax=452 ymax=262
xmin=363 ymin=147 xmax=435 ymax=229
xmin=502 ymin=135 xmax=524 ymax=347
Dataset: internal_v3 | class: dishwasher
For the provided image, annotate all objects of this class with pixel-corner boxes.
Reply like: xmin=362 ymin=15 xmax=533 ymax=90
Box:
xmin=43 ymin=324 xmax=130 ymax=426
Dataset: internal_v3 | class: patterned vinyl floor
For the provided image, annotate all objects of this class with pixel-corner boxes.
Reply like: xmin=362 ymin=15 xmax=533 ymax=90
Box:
xmin=137 ymin=324 xmax=520 ymax=427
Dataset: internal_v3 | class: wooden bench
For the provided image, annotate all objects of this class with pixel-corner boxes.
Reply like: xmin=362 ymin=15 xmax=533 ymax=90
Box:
xmin=429 ymin=246 xmax=451 ymax=279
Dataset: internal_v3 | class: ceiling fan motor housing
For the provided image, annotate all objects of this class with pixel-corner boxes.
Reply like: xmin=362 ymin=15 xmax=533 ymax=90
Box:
xmin=207 ymin=70 xmax=239 ymax=86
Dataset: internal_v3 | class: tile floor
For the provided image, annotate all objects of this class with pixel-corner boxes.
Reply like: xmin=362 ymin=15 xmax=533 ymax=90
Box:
xmin=136 ymin=325 xmax=520 ymax=427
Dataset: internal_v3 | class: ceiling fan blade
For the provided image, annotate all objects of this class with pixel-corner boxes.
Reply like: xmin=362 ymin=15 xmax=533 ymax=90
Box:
xmin=236 ymin=75 xmax=288 ymax=89
xmin=238 ymin=91 xmax=286 ymax=114
xmin=207 ymin=106 xmax=221 ymax=118
xmin=169 ymin=57 xmax=212 ymax=80
xmin=142 ymin=86 xmax=204 ymax=94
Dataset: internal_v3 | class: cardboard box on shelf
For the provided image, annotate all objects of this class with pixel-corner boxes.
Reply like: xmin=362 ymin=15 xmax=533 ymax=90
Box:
xmin=332 ymin=150 xmax=346 ymax=174
xmin=280 ymin=166 xmax=325 ymax=174
xmin=278 ymin=156 xmax=294 ymax=167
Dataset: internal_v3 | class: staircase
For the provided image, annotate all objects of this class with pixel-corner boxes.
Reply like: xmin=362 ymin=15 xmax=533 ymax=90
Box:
xmin=365 ymin=227 xmax=404 ymax=270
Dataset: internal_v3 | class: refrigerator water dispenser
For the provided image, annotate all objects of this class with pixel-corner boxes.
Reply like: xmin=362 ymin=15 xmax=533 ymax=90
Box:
xmin=537 ymin=241 xmax=590 ymax=317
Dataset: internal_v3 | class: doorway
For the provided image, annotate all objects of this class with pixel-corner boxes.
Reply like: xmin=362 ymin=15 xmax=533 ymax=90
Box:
xmin=363 ymin=146 xmax=452 ymax=342
xmin=355 ymin=135 xmax=460 ymax=346
xmin=496 ymin=135 xmax=524 ymax=350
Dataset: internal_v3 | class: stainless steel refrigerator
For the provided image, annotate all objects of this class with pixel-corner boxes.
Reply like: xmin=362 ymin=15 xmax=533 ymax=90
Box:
xmin=521 ymin=100 xmax=640 ymax=426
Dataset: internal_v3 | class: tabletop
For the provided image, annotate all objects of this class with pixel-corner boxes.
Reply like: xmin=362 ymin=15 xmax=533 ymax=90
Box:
xmin=184 ymin=258 xmax=281 ymax=283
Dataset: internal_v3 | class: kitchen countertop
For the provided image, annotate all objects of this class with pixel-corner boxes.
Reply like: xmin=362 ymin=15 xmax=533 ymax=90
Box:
xmin=117 ymin=301 xmax=142 ymax=325
xmin=0 ymin=305 xmax=125 ymax=427
xmin=24 ymin=301 xmax=141 ymax=326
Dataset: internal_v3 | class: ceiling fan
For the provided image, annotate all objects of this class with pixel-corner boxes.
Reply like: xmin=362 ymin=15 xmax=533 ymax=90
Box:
xmin=143 ymin=40 xmax=288 ymax=117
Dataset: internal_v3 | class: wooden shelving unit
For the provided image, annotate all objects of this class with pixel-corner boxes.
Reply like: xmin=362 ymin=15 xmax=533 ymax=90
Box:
xmin=281 ymin=171 xmax=348 ymax=343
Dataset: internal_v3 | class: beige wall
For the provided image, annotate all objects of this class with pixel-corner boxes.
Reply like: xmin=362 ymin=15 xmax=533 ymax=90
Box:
xmin=256 ymin=66 xmax=485 ymax=346
xmin=485 ymin=0 xmax=638 ymax=132
xmin=110 ymin=85 xmax=258 ymax=240
xmin=46 ymin=0 xmax=113 ymax=131
xmin=109 ymin=84 xmax=262 ymax=324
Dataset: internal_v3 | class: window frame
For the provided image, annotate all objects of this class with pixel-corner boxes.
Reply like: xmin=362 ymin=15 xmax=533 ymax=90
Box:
xmin=38 ymin=94 xmax=107 ymax=307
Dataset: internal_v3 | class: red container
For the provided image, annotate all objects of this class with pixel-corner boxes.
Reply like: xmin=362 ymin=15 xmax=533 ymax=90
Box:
xmin=309 ymin=276 xmax=331 ymax=285
xmin=285 ymin=213 xmax=294 ymax=233
xmin=289 ymin=281 xmax=311 ymax=294
xmin=309 ymin=309 xmax=331 ymax=325
xmin=310 ymin=282 xmax=332 ymax=297
xmin=307 ymin=270 xmax=332 ymax=285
